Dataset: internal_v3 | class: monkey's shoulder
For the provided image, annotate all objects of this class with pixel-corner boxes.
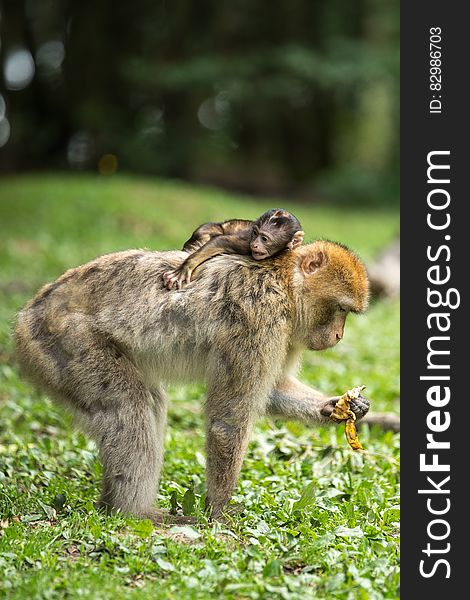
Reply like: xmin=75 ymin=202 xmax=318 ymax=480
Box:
xmin=190 ymin=256 xmax=293 ymax=321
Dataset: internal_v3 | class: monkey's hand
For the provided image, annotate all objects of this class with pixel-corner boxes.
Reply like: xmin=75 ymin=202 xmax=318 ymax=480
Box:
xmin=162 ymin=265 xmax=194 ymax=290
xmin=320 ymin=393 xmax=370 ymax=421
xmin=326 ymin=386 xmax=366 ymax=450
xmin=321 ymin=388 xmax=369 ymax=451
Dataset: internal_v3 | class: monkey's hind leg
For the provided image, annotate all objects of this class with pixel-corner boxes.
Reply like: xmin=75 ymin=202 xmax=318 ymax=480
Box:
xmin=92 ymin=387 xmax=195 ymax=525
xmin=94 ymin=399 xmax=161 ymax=520
xmin=66 ymin=340 xmax=192 ymax=525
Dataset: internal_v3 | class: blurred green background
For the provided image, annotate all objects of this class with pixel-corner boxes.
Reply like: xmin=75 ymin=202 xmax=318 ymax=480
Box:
xmin=0 ymin=3 xmax=400 ymax=598
xmin=0 ymin=0 xmax=398 ymax=205
xmin=0 ymin=176 xmax=399 ymax=599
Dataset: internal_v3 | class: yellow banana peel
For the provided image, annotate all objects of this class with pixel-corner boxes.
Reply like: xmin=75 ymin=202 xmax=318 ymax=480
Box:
xmin=330 ymin=385 xmax=366 ymax=451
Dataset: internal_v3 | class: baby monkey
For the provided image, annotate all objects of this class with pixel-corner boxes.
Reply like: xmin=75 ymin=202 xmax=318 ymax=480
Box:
xmin=163 ymin=208 xmax=304 ymax=289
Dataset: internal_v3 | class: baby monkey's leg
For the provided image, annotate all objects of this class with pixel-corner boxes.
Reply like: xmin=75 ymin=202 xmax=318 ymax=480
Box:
xmin=163 ymin=223 xmax=224 ymax=288
xmin=182 ymin=222 xmax=225 ymax=253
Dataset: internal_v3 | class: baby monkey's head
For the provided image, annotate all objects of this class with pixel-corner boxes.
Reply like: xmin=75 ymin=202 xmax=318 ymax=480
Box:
xmin=250 ymin=209 xmax=304 ymax=260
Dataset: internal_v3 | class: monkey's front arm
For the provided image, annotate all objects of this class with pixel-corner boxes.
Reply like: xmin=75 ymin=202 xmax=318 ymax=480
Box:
xmin=265 ymin=376 xmax=370 ymax=425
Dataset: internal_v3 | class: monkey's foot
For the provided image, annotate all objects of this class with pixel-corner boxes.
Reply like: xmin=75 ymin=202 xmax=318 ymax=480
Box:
xmin=96 ymin=502 xmax=197 ymax=526
xmin=361 ymin=411 xmax=400 ymax=432
xmin=212 ymin=502 xmax=245 ymax=525
xmin=162 ymin=268 xmax=193 ymax=290
xmin=204 ymin=499 xmax=245 ymax=524
xmin=144 ymin=508 xmax=197 ymax=526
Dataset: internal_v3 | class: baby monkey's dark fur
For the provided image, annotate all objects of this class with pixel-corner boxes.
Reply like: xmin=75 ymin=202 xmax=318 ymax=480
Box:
xmin=163 ymin=208 xmax=304 ymax=290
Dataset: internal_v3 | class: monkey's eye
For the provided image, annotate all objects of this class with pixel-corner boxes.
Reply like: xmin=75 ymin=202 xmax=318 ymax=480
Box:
xmin=338 ymin=305 xmax=347 ymax=313
xmin=261 ymin=236 xmax=269 ymax=243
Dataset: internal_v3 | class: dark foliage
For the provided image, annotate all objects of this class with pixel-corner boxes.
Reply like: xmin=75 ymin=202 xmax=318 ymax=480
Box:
xmin=0 ymin=0 xmax=399 ymax=203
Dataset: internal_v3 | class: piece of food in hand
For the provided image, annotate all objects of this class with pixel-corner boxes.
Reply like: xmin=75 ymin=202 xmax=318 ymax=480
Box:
xmin=330 ymin=385 xmax=366 ymax=450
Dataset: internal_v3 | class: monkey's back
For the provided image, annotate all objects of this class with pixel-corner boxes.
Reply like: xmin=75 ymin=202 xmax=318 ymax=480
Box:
xmin=14 ymin=249 xmax=294 ymax=398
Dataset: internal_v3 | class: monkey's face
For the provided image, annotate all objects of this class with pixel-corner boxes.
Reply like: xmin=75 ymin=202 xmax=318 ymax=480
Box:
xmin=298 ymin=243 xmax=369 ymax=351
xmin=250 ymin=224 xmax=293 ymax=260
xmin=307 ymin=305 xmax=348 ymax=351
xmin=251 ymin=209 xmax=304 ymax=260
xmin=250 ymin=229 xmax=274 ymax=260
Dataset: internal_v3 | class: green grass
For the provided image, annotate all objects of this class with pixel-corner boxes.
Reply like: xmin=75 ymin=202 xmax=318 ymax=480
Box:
xmin=0 ymin=174 xmax=399 ymax=599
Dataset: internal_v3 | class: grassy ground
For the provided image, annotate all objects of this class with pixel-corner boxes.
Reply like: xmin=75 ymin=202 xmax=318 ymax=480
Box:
xmin=0 ymin=174 xmax=399 ymax=599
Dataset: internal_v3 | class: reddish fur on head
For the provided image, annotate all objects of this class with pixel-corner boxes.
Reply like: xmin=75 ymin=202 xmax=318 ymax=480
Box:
xmin=288 ymin=240 xmax=369 ymax=350
xmin=299 ymin=240 xmax=369 ymax=313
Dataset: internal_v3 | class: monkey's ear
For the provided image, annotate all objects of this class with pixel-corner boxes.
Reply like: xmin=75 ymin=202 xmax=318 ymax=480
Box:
xmin=300 ymin=250 xmax=326 ymax=276
xmin=288 ymin=230 xmax=304 ymax=250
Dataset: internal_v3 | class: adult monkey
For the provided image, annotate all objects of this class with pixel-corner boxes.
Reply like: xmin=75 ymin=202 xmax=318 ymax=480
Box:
xmin=14 ymin=240 xmax=370 ymax=523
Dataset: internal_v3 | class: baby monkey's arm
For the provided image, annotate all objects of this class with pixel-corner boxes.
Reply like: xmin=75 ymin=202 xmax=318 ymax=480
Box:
xmin=163 ymin=234 xmax=251 ymax=290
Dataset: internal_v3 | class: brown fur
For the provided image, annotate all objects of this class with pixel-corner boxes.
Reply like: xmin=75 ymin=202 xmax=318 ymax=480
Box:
xmin=163 ymin=209 xmax=304 ymax=289
xmin=14 ymin=241 xmax=370 ymax=522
